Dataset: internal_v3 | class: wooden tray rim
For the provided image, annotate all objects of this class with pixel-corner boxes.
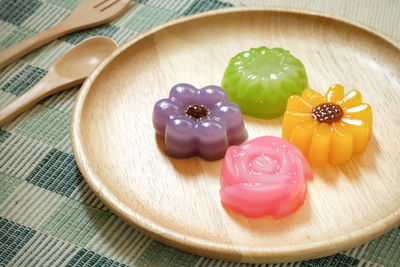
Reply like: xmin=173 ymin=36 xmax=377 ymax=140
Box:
xmin=70 ymin=6 xmax=400 ymax=263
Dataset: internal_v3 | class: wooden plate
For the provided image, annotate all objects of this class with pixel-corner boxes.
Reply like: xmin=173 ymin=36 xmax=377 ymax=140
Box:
xmin=70 ymin=7 xmax=400 ymax=263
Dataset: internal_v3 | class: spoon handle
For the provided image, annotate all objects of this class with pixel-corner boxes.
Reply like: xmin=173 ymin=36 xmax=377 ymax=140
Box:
xmin=0 ymin=73 xmax=76 ymax=127
xmin=0 ymin=23 xmax=69 ymax=70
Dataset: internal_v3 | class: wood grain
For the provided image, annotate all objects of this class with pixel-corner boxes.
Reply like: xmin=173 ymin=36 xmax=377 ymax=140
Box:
xmin=228 ymin=0 xmax=400 ymax=41
xmin=70 ymin=7 xmax=400 ymax=263
xmin=0 ymin=37 xmax=117 ymax=127
xmin=0 ymin=0 xmax=129 ymax=70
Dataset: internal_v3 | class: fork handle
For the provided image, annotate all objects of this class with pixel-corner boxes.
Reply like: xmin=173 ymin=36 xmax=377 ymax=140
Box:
xmin=0 ymin=22 xmax=69 ymax=70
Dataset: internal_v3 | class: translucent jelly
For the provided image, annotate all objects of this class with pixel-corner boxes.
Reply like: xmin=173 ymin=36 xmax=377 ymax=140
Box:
xmin=282 ymin=84 xmax=373 ymax=166
xmin=153 ymin=83 xmax=248 ymax=161
xmin=222 ymin=46 xmax=308 ymax=119
xmin=220 ymin=136 xmax=313 ymax=219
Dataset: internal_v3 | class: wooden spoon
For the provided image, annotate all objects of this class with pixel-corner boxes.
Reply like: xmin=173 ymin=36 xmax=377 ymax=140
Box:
xmin=0 ymin=0 xmax=130 ymax=69
xmin=0 ymin=36 xmax=118 ymax=127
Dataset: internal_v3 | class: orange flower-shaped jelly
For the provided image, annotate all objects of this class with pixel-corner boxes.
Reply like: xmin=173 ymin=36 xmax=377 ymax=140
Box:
xmin=282 ymin=84 xmax=372 ymax=166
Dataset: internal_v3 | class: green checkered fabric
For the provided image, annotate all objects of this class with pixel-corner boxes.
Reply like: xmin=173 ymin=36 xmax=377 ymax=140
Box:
xmin=0 ymin=0 xmax=399 ymax=266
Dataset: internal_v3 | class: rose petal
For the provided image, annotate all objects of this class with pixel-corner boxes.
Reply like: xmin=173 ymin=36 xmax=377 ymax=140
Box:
xmin=220 ymin=183 xmax=290 ymax=218
xmin=274 ymin=182 xmax=307 ymax=219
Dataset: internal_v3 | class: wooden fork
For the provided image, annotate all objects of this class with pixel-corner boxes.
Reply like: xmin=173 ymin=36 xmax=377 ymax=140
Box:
xmin=0 ymin=0 xmax=130 ymax=69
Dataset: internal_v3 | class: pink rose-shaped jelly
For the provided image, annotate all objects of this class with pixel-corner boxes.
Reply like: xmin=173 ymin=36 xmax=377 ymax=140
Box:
xmin=220 ymin=136 xmax=313 ymax=219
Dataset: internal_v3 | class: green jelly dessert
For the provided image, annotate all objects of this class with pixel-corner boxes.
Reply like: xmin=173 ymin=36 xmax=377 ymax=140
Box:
xmin=222 ymin=46 xmax=308 ymax=119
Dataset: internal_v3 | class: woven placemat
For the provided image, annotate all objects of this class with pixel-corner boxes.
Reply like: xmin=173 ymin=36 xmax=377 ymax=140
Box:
xmin=0 ymin=0 xmax=399 ymax=266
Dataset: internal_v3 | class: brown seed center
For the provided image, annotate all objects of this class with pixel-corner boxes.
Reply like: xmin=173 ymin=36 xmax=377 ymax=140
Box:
xmin=185 ymin=104 xmax=209 ymax=120
xmin=312 ymin=102 xmax=343 ymax=124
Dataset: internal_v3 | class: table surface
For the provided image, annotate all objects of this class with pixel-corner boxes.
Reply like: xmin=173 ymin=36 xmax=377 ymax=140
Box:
xmin=0 ymin=0 xmax=399 ymax=266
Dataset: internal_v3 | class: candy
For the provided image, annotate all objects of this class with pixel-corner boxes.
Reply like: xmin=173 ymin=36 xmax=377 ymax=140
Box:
xmin=282 ymin=84 xmax=373 ymax=166
xmin=222 ymin=46 xmax=308 ymax=119
xmin=153 ymin=83 xmax=248 ymax=161
xmin=219 ymin=136 xmax=313 ymax=219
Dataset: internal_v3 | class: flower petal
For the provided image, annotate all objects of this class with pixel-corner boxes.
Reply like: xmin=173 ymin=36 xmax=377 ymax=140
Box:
xmin=229 ymin=144 xmax=278 ymax=184
xmin=340 ymin=118 xmax=370 ymax=153
xmin=219 ymin=183 xmax=289 ymax=218
xmin=289 ymin=120 xmax=317 ymax=158
xmin=236 ymin=76 xmax=255 ymax=99
xmin=308 ymin=123 xmax=332 ymax=166
xmin=152 ymin=98 xmax=183 ymax=136
xmin=221 ymin=146 xmax=242 ymax=186
xmin=286 ymin=95 xmax=313 ymax=113
xmin=169 ymin=83 xmax=198 ymax=107
xmin=210 ymin=102 xmax=248 ymax=144
xmin=196 ymin=118 xmax=229 ymax=161
xmin=282 ymin=111 xmax=313 ymax=140
xmin=274 ymin=182 xmax=307 ymax=219
xmin=344 ymin=103 xmax=372 ymax=137
xmin=330 ymin=123 xmax=353 ymax=165
xmin=338 ymin=90 xmax=362 ymax=109
xmin=198 ymin=85 xmax=228 ymax=108
xmin=301 ymin=88 xmax=324 ymax=107
xmin=165 ymin=115 xmax=197 ymax=158
xmin=325 ymin=84 xmax=344 ymax=104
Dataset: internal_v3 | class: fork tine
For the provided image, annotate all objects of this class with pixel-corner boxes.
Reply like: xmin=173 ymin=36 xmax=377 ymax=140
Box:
xmin=67 ymin=0 xmax=130 ymax=23
xmin=93 ymin=0 xmax=130 ymax=11
xmin=96 ymin=0 xmax=131 ymax=15
xmin=99 ymin=0 xmax=121 ymax=12
xmin=93 ymin=0 xmax=109 ymax=9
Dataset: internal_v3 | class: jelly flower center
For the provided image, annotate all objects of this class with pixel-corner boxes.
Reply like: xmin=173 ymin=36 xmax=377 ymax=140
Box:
xmin=184 ymin=104 xmax=210 ymax=120
xmin=312 ymin=102 xmax=343 ymax=124
xmin=250 ymin=154 xmax=279 ymax=174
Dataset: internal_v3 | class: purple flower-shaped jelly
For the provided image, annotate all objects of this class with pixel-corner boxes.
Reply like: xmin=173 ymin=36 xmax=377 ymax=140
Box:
xmin=153 ymin=83 xmax=248 ymax=161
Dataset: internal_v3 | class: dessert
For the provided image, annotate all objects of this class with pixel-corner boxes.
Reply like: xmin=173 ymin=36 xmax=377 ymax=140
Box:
xmin=222 ymin=46 xmax=308 ymax=119
xmin=220 ymin=136 xmax=313 ymax=218
xmin=153 ymin=83 xmax=248 ymax=161
xmin=282 ymin=84 xmax=372 ymax=166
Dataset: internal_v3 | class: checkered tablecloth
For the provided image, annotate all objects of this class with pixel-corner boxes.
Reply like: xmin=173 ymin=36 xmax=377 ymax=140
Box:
xmin=0 ymin=0 xmax=399 ymax=266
